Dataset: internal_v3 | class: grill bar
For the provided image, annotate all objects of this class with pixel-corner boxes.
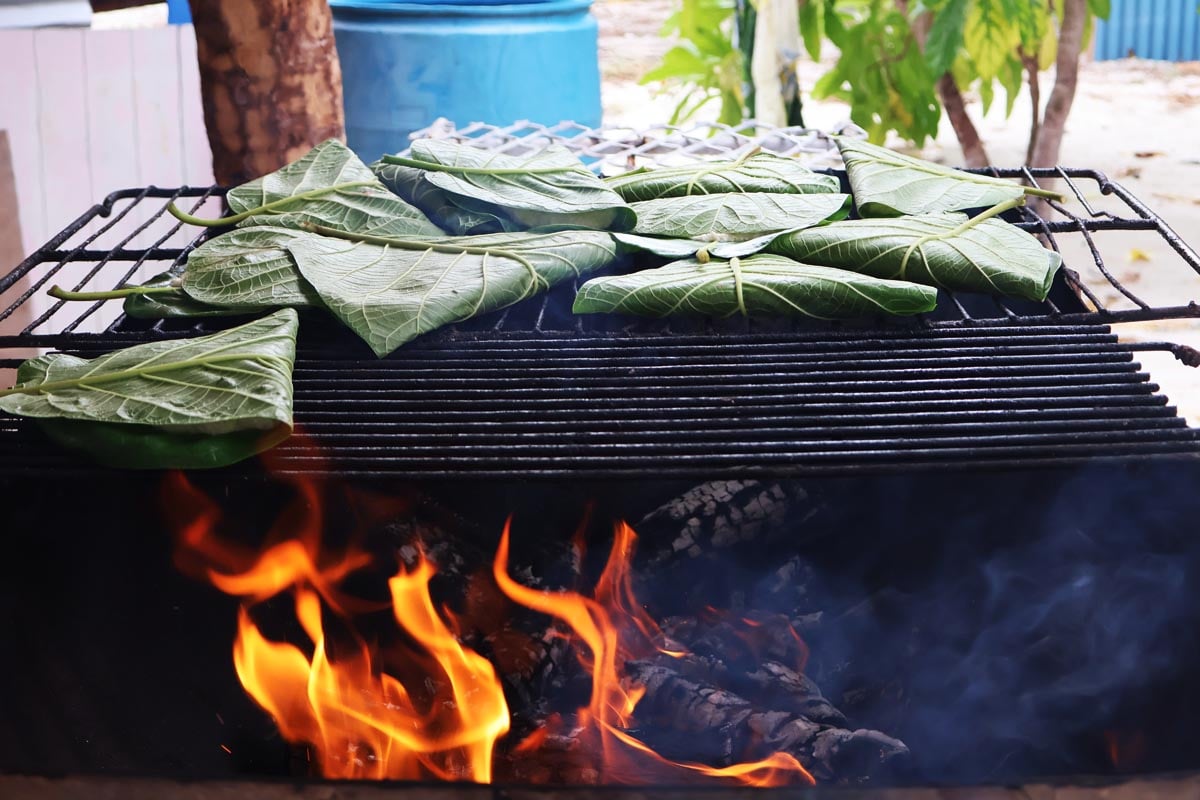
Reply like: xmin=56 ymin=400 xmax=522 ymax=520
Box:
xmin=1 ymin=324 xmax=1195 ymax=479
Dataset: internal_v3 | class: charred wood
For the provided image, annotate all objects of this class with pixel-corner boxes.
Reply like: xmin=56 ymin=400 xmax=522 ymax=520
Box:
xmin=636 ymin=480 xmax=820 ymax=565
xmin=651 ymin=652 xmax=846 ymax=727
xmin=623 ymin=660 xmax=908 ymax=783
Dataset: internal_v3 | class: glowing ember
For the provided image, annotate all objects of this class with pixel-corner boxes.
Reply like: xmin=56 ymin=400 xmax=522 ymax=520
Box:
xmin=170 ymin=474 xmax=814 ymax=787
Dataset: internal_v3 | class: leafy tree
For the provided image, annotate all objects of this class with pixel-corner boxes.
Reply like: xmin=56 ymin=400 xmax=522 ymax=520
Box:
xmin=644 ymin=0 xmax=1111 ymax=167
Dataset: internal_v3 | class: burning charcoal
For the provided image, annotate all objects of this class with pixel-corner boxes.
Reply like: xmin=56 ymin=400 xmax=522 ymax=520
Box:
xmin=652 ymin=653 xmax=846 ymax=727
xmin=636 ymin=480 xmax=818 ymax=563
xmin=624 ymin=660 xmax=908 ymax=784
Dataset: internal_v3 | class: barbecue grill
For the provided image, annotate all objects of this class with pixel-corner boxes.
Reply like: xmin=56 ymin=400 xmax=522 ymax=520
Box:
xmin=6 ymin=122 xmax=1200 ymax=795
xmin=3 ymin=122 xmax=1198 ymax=480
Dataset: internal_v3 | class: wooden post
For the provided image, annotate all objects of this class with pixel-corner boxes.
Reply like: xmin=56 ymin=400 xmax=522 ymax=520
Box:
xmin=186 ymin=0 xmax=346 ymax=186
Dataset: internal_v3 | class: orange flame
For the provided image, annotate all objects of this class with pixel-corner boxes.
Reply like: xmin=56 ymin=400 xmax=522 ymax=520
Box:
xmin=493 ymin=519 xmax=814 ymax=787
xmin=171 ymin=473 xmax=813 ymax=787
xmin=172 ymin=473 xmax=509 ymax=781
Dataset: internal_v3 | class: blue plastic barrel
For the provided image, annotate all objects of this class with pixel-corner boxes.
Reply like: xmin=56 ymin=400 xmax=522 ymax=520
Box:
xmin=329 ymin=0 xmax=602 ymax=161
xmin=1094 ymin=0 xmax=1200 ymax=61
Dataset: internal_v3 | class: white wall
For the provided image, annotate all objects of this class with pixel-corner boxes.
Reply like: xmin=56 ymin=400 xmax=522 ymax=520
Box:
xmin=0 ymin=22 xmax=213 ymax=263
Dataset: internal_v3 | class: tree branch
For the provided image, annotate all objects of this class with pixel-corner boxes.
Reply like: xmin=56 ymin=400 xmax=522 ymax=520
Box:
xmin=1022 ymin=51 xmax=1042 ymax=167
xmin=938 ymin=74 xmax=991 ymax=167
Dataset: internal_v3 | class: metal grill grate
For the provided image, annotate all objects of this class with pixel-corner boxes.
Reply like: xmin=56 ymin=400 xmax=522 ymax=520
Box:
xmin=1 ymin=122 xmax=1199 ymax=478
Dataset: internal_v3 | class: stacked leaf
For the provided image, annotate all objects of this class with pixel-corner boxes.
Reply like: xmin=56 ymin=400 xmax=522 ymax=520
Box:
xmin=628 ymin=193 xmax=851 ymax=242
xmin=286 ymin=229 xmax=618 ymax=357
xmin=573 ymin=255 xmax=937 ymax=319
xmin=0 ymin=309 xmax=298 ymax=469
xmin=374 ymin=140 xmax=636 ymax=233
xmin=605 ymin=152 xmax=841 ymax=200
xmin=835 ymin=137 xmax=1062 ymax=217
xmin=767 ymin=213 xmax=1063 ymax=302
xmin=127 ymin=139 xmax=440 ymax=319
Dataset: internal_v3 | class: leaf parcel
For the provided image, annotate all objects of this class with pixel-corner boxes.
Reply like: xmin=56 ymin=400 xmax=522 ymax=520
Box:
xmin=605 ymin=152 xmax=842 ymax=201
xmin=287 ymin=229 xmax=619 ymax=357
xmin=835 ymin=137 xmax=1060 ymax=217
xmin=122 ymin=263 xmax=244 ymax=319
xmin=372 ymin=159 xmax=514 ymax=236
xmin=171 ymin=138 xmax=443 ymax=236
xmin=767 ymin=213 xmax=1063 ymax=301
xmin=180 ymin=227 xmax=323 ymax=309
xmin=381 ymin=140 xmax=636 ymax=231
xmin=629 ymin=192 xmax=851 ymax=242
xmin=0 ymin=309 xmax=299 ymax=469
xmin=573 ymin=254 xmax=937 ymax=319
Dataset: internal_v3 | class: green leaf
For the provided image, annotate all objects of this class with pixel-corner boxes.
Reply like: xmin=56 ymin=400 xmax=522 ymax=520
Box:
xmin=925 ymin=0 xmax=969 ymax=76
xmin=225 ymin=138 xmax=442 ymax=236
xmin=836 ymin=137 xmax=1029 ymax=216
xmin=0 ymin=309 xmax=298 ymax=469
xmin=287 ymin=230 xmax=619 ymax=357
xmin=798 ymin=0 xmax=824 ymax=60
xmin=629 ymin=193 xmax=850 ymax=241
xmin=612 ymin=229 xmax=795 ymax=260
xmin=605 ymin=153 xmax=840 ymax=201
xmin=384 ymin=140 xmax=636 ymax=232
xmin=612 ymin=232 xmax=718 ymax=259
xmin=767 ymin=213 xmax=1063 ymax=301
xmin=123 ymin=263 xmax=244 ymax=319
xmin=641 ymin=44 xmax=715 ymax=83
xmin=181 ymin=227 xmax=322 ymax=310
xmin=964 ymin=0 xmax=1019 ymax=80
xmin=1087 ymin=0 xmax=1110 ymax=20
xmin=372 ymin=159 xmax=513 ymax=235
xmin=572 ymin=254 xmax=938 ymax=319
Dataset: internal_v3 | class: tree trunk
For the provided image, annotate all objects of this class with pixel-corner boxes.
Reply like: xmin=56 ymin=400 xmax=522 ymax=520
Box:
xmin=1030 ymin=0 xmax=1087 ymax=168
xmin=937 ymin=75 xmax=991 ymax=167
xmin=187 ymin=0 xmax=346 ymax=186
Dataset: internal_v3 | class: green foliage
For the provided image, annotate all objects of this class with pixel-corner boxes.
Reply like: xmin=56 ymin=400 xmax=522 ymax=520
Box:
xmin=811 ymin=0 xmax=941 ymax=143
xmin=640 ymin=0 xmax=746 ymax=124
xmin=643 ymin=0 xmax=1112 ymax=146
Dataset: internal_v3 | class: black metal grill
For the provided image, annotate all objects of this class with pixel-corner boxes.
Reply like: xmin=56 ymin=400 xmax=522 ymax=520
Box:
xmin=2 ymin=125 xmax=1199 ymax=479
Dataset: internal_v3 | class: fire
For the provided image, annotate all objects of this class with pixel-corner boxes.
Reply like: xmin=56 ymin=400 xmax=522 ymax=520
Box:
xmin=168 ymin=473 xmax=509 ymax=781
xmin=170 ymin=474 xmax=814 ymax=787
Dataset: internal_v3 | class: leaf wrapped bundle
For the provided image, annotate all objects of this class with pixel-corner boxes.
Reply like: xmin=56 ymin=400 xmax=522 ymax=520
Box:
xmin=225 ymin=138 xmax=443 ymax=236
xmin=573 ymin=254 xmax=937 ymax=319
xmin=628 ymin=192 xmax=850 ymax=242
xmin=372 ymin=159 xmax=514 ymax=235
xmin=287 ymin=230 xmax=619 ymax=357
xmin=605 ymin=153 xmax=841 ymax=201
xmin=0 ymin=309 xmax=299 ymax=468
xmin=377 ymin=140 xmax=636 ymax=232
xmin=835 ymin=137 xmax=1054 ymax=217
xmin=767 ymin=213 xmax=1063 ymax=301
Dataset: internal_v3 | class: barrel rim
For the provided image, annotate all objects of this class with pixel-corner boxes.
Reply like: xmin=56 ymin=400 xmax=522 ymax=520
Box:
xmin=330 ymin=0 xmax=594 ymax=16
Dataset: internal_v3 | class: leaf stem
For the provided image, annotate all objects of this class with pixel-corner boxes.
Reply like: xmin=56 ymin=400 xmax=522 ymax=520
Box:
xmin=899 ymin=196 xmax=1026 ymax=277
xmin=166 ymin=181 xmax=381 ymax=227
xmin=1023 ymin=185 xmax=1065 ymax=201
xmin=729 ymin=257 xmax=747 ymax=317
xmin=380 ymin=155 xmax=578 ymax=176
xmin=49 ymin=285 xmax=178 ymax=301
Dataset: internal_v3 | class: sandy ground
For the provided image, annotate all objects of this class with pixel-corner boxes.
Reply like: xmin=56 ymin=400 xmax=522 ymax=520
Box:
xmin=594 ymin=0 xmax=1200 ymax=423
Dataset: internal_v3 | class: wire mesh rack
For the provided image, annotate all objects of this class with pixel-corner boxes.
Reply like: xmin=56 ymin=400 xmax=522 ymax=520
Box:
xmin=2 ymin=122 xmax=1199 ymax=479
